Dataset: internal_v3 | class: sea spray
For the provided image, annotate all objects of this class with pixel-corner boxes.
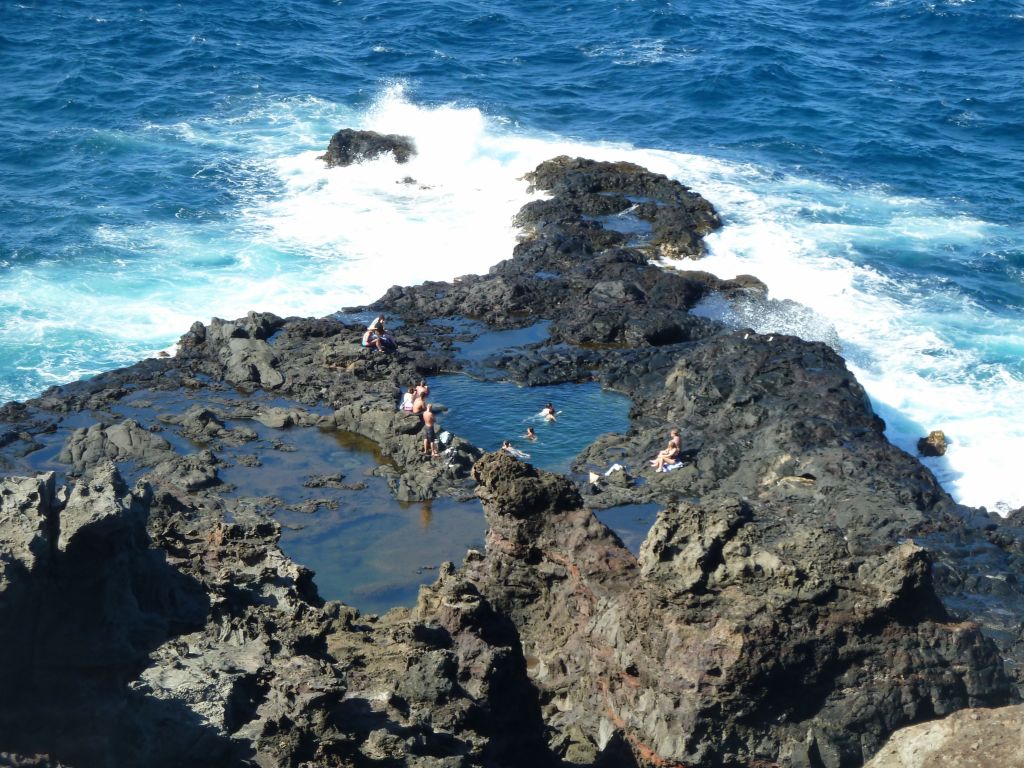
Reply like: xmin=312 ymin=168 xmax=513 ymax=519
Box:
xmin=0 ymin=85 xmax=1020 ymax=513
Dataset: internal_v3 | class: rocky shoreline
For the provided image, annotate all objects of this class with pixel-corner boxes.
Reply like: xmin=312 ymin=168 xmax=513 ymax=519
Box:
xmin=2 ymin=148 xmax=1024 ymax=767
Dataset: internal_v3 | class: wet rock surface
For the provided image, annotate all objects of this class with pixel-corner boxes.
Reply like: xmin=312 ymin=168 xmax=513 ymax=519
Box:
xmin=319 ymin=128 xmax=417 ymax=168
xmin=917 ymin=429 xmax=948 ymax=457
xmin=0 ymin=156 xmax=1023 ymax=766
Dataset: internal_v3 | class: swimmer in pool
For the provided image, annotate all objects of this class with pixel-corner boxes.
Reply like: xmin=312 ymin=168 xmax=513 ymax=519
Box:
xmin=502 ymin=440 xmax=530 ymax=459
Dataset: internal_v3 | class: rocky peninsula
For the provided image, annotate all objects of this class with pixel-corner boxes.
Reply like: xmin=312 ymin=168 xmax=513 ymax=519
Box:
xmin=2 ymin=144 xmax=1024 ymax=767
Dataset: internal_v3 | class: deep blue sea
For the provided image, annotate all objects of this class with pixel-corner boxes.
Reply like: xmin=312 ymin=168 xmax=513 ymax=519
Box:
xmin=1 ymin=0 xmax=1022 ymax=511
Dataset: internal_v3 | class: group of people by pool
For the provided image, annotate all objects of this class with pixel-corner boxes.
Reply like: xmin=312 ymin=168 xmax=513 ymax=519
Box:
xmin=398 ymin=379 xmax=440 ymax=457
xmin=383 ymin=339 xmax=682 ymax=473
xmin=397 ymin=374 xmax=558 ymax=462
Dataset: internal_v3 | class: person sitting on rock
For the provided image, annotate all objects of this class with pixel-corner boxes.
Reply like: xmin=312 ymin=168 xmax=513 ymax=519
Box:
xmin=362 ymin=327 xmax=384 ymax=352
xmin=540 ymin=402 xmax=557 ymax=422
xmin=422 ymin=404 xmax=440 ymax=457
xmin=650 ymin=428 xmax=682 ymax=472
xmin=400 ymin=386 xmax=415 ymax=412
xmin=375 ymin=321 xmax=398 ymax=352
xmin=415 ymin=379 xmax=430 ymax=399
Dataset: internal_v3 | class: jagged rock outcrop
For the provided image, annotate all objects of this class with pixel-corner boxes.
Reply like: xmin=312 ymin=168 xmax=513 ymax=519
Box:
xmin=918 ymin=429 xmax=948 ymax=457
xmin=452 ymin=453 xmax=1013 ymax=766
xmin=319 ymin=128 xmax=417 ymax=168
xmin=0 ymin=462 xmax=215 ymax=766
xmin=519 ymin=155 xmax=722 ymax=259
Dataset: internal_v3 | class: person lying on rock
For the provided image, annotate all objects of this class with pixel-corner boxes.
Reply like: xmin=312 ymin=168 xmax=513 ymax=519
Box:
xmin=650 ymin=428 xmax=682 ymax=472
xmin=422 ymin=404 xmax=440 ymax=457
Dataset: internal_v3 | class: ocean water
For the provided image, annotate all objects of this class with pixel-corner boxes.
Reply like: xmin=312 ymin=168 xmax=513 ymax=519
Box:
xmin=1 ymin=0 xmax=1021 ymax=511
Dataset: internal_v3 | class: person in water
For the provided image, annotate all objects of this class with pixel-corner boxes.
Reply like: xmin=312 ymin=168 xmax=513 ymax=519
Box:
xmin=422 ymin=404 xmax=440 ymax=457
xmin=650 ymin=428 xmax=682 ymax=472
xmin=540 ymin=402 xmax=557 ymax=422
xmin=524 ymin=426 xmax=537 ymax=441
xmin=502 ymin=440 xmax=529 ymax=459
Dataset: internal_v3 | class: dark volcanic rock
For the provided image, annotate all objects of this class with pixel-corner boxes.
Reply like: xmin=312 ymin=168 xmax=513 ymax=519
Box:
xmin=452 ymin=453 xmax=1014 ymax=766
xmin=0 ymin=463 xmax=218 ymax=767
xmin=520 ymin=155 xmax=722 ymax=259
xmin=319 ymin=128 xmax=417 ymax=168
xmin=58 ymin=418 xmax=176 ymax=473
xmin=1 ymin=153 xmax=1022 ymax=767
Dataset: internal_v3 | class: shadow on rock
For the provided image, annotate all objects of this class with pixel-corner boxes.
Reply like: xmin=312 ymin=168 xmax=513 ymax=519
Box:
xmin=0 ymin=463 xmax=237 ymax=767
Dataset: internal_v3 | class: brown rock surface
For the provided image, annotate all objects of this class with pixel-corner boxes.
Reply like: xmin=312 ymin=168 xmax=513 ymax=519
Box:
xmin=454 ymin=452 xmax=1012 ymax=766
xmin=863 ymin=704 xmax=1024 ymax=768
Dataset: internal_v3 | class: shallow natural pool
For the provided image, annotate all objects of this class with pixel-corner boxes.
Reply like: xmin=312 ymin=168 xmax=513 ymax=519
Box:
xmin=11 ymin=375 xmax=636 ymax=615
xmin=427 ymin=375 xmax=631 ymax=475
xmin=214 ymin=425 xmax=486 ymax=615
xmin=594 ymin=503 xmax=662 ymax=555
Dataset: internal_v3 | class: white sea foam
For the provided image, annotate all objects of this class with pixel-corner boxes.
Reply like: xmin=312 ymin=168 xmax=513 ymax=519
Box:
xmin=238 ymin=95 xmax=1024 ymax=513
xmin=646 ymin=153 xmax=1024 ymax=513
xmin=3 ymin=85 xmax=1020 ymax=513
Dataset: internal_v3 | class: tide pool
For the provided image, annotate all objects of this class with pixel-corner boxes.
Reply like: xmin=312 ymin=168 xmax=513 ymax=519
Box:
xmin=594 ymin=503 xmax=662 ymax=556
xmin=428 ymin=375 xmax=631 ymax=475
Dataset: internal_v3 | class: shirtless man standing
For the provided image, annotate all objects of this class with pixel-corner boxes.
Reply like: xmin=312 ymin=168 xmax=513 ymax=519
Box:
xmin=422 ymin=404 xmax=439 ymax=457
xmin=412 ymin=391 xmax=426 ymax=415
